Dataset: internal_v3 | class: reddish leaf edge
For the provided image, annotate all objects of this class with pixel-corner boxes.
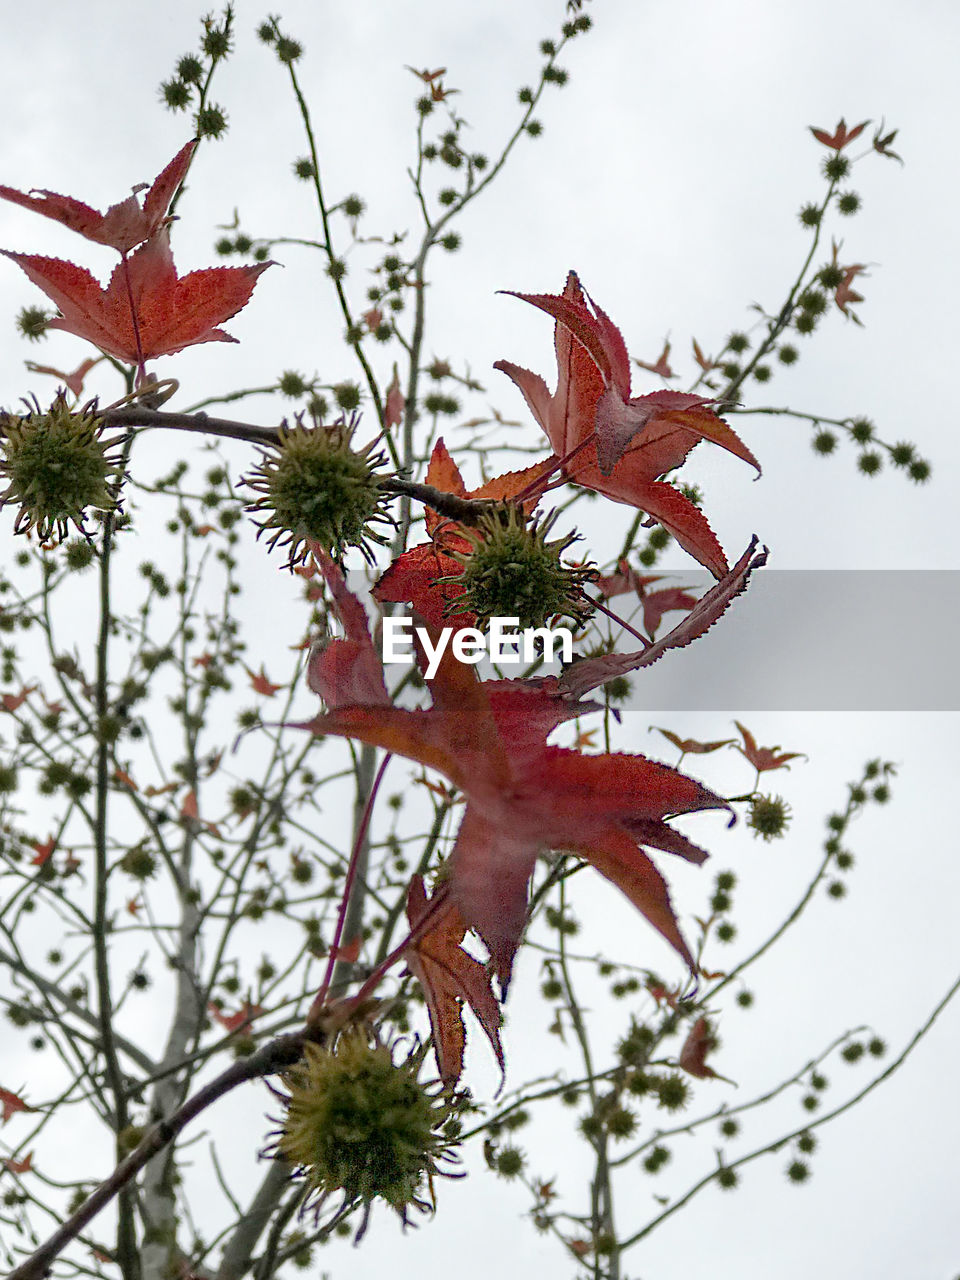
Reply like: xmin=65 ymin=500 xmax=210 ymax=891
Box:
xmin=558 ymin=536 xmax=768 ymax=702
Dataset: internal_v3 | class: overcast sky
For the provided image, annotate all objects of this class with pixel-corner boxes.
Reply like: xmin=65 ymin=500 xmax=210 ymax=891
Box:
xmin=2 ymin=1 xmax=959 ymax=1278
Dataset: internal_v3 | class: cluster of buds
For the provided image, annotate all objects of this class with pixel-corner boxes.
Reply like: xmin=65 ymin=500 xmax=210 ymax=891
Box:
xmin=243 ymin=413 xmax=394 ymax=566
xmin=0 ymin=393 xmax=126 ymax=540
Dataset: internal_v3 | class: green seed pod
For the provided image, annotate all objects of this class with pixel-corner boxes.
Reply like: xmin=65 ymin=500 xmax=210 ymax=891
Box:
xmin=270 ymin=1031 xmax=460 ymax=1227
xmin=0 ymin=394 xmax=125 ymax=540
xmin=440 ymin=504 xmax=596 ymax=632
xmin=747 ymin=794 xmax=792 ymax=841
xmin=243 ymin=414 xmax=393 ymax=566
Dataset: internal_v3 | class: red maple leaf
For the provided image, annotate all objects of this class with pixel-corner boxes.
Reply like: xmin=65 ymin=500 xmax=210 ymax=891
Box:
xmin=0 ymin=1086 xmax=33 ymax=1124
xmin=692 ymin=338 xmax=717 ymax=371
xmin=406 ymin=66 xmax=447 ymax=84
xmin=209 ymin=1001 xmax=264 ymax=1033
xmin=678 ymin=1015 xmax=723 ymax=1079
xmin=826 ymin=240 xmax=868 ymax=319
xmin=294 ymin=561 xmax=729 ymax=989
xmin=373 ymin=438 xmax=553 ymax=628
xmin=25 ymin=356 xmax=100 ymax=398
xmin=809 ymin=118 xmax=870 ymax=151
xmin=639 ymin=586 xmax=698 ymax=638
xmin=329 ymin=934 xmax=362 ymax=963
xmin=30 ymin=836 xmax=57 ymax=866
xmin=307 ymin=552 xmax=393 ymax=708
xmin=835 ymin=265 xmax=868 ymax=318
xmin=872 ymin=119 xmax=903 ymax=164
xmin=246 ymin=665 xmax=283 ymax=697
xmin=557 ymin=538 xmax=767 ymax=701
xmin=597 ymin=563 xmax=696 ymax=634
xmin=404 ymin=875 xmax=504 ymax=1085
xmin=1 ymin=229 xmax=272 ymax=364
xmin=653 ymin=728 xmax=735 ymax=756
xmin=385 ymin=365 xmax=405 ymax=430
xmin=495 ymin=273 xmax=759 ymax=578
xmin=3 ymin=1151 xmax=33 ymax=1173
xmin=596 ymin=561 xmax=663 ymax=599
xmin=633 ymin=339 xmax=675 ymax=379
xmin=0 ymin=141 xmax=196 ymax=254
xmin=734 ymin=721 xmax=806 ymax=773
xmin=1 ymin=685 xmax=38 ymax=712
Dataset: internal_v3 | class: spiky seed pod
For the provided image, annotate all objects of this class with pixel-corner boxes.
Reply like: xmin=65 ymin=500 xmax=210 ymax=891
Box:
xmin=268 ymin=1031 xmax=460 ymax=1229
xmin=439 ymin=504 xmax=596 ymax=632
xmin=747 ymin=794 xmax=792 ymax=841
xmin=0 ymin=394 xmax=125 ymax=540
xmin=243 ymin=414 xmax=394 ymax=566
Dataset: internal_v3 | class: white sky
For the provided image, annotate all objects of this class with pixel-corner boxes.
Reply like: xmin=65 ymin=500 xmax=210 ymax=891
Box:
xmin=2 ymin=2 xmax=959 ymax=1278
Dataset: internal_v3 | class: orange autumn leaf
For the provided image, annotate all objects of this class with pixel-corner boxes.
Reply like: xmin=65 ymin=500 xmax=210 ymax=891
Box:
xmin=406 ymin=66 xmax=447 ymax=84
xmin=633 ymin=339 xmax=675 ymax=379
xmin=809 ymin=118 xmax=870 ymax=151
xmin=639 ymin=585 xmax=698 ymax=638
xmin=294 ymin=561 xmax=729 ymax=989
xmin=209 ymin=1001 xmax=264 ymax=1033
xmin=495 ymin=273 xmax=759 ymax=578
xmin=2 ymin=229 xmax=272 ymax=364
xmin=4 ymin=1151 xmax=33 ymax=1173
xmin=0 ymin=141 xmax=196 ymax=254
xmin=180 ymin=789 xmax=199 ymax=820
xmin=144 ymin=780 xmax=178 ymax=797
xmin=330 ymin=934 xmax=362 ymax=963
xmin=113 ymin=767 xmax=138 ymax=790
xmin=246 ymin=665 xmax=284 ymax=697
xmin=647 ymin=980 xmax=681 ymax=1008
xmin=404 ymin=876 xmax=504 ymax=1086
xmin=385 ymin=365 xmax=405 ymax=431
xmin=654 ymin=728 xmax=736 ymax=755
xmin=25 ymin=356 xmax=100 ymax=398
xmin=678 ymin=1015 xmax=723 ymax=1079
xmin=872 ymin=119 xmax=903 ymax=164
xmin=414 ymin=775 xmax=460 ymax=802
xmin=0 ymin=1086 xmax=34 ymax=1123
xmin=597 ymin=560 xmax=662 ymax=599
xmin=31 ymin=837 xmax=56 ymax=866
xmin=734 ymin=721 xmax=806 ymax=772
xmin=1 ymin=685 xmax=38 ymax=712
xmin=692 ymin=337 xmax=717 ymax=371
